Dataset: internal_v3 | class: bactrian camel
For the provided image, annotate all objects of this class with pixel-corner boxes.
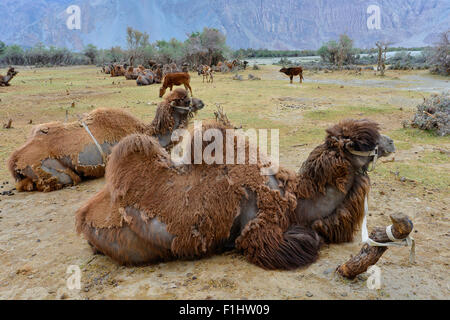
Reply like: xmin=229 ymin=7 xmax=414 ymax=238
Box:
xmin=76 ymin=119 xmax=395 ymax=269
xmin=8 ymin=89 xmax=204 ymax=192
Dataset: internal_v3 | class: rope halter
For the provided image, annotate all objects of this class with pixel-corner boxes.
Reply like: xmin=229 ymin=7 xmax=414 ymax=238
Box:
xmin=346 ymin=144 xmax=379 ymax=172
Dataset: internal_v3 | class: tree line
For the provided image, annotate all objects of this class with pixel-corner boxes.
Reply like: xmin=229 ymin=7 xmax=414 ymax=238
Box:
xmin=0 ymin=27 xmax=447 ymax=76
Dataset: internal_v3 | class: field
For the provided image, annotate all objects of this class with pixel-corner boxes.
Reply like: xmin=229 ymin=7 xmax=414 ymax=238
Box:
xmin=0 ymin=65 xmax=449 ymax=299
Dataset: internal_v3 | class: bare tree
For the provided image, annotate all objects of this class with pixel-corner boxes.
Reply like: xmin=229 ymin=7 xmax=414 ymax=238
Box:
xmin=428 ymin=30 xmax=450 ymax=76
xmin=375 ymin=41 xmax=391 ymax=76
xmin=126 ymin=26 xmax=150 ymax=65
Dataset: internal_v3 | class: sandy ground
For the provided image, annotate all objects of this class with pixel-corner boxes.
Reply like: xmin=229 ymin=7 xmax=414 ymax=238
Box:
xmin=0 ymin=66 xmax=449 ymax=300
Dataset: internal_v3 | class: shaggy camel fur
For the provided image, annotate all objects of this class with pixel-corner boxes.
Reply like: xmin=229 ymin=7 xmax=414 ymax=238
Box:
xmin=124 ymin=66 xmax=145 ymax=80
xmin=76 ymin=119 xmax=395 ymax=269
xmin=280 ymin=67 xmax=304 ymax=84
xmin=136 ymin=70 xmax=156 ymax=86
xmin=0 ymin=67 xmax=18 ymax=86
xmin=8 ymin=89 xmax=203 ymax=192
xmin=110 ymin=64 xmax=127 ymax=77
xmin=159 ymin=72 xmax=193 ymax=98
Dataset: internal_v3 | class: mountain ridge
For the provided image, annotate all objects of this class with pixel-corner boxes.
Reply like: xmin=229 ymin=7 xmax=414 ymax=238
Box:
xmin=0 ymin=0 xmax=449 ymax=50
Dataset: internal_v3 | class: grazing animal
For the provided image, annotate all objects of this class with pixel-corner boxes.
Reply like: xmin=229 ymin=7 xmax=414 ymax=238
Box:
xmin=76 ymin=119 xmax=395 ymax=268
xmin=8 ymin=89 xmax=204 ymax=192
xmin=199 ymin=65 xmax=213 ymax=83
xmin=0 ymin=67 xmax=19 ymax=86
xmin=279 ymin=67 xmax=304 ymax=84
xmin=159 ymin=72 xmax=193 ymax=98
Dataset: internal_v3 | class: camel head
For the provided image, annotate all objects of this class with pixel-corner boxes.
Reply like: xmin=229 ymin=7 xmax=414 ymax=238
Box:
xmin=166 ymin=88 xmax=204 ymax=116
xmin=325 ymin=119 xmax=395 ymax=172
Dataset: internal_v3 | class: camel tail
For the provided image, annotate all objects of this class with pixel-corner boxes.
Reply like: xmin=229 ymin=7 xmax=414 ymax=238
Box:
xmin=238 ymin=224 xmax=321 ymax=270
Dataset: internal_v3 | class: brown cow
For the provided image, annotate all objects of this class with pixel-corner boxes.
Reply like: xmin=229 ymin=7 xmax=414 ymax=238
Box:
xmin=159 ymin=72 xmax=193 ymax=98
xmin=279 ymin=67 xmax=304 ymax=84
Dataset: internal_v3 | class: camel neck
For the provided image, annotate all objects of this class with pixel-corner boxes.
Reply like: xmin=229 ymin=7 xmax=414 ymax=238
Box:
xmin=292 ymin=157 xmax=358 ymax=225
xmin=154 ymin=112 xmax=185 ymax=149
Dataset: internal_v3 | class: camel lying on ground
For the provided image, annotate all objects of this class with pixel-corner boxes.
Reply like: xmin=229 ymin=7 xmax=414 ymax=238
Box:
xmin=0 ymin=67 xmax=19 ymax=86
xmin=159 ymin=72 xmax=193 ymax=97
xmin=136 ymin=70 xmax=156 ymax=86
xmin=8 ymin=89 xmax=204 ymax=192
xmin=124 ymin=66 xmax=145 ymax=80
xmin=280 ymin=67 xmax=304 ymax=84
xmin=110 ymin=64 xmax=127 ymax=77
xmin=76 ymin=119 xmax=395 ymax=268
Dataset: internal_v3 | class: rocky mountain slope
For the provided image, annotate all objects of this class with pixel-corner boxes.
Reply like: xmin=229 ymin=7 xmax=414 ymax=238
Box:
xmin=0 ymin=0 xmax=448 ymax=50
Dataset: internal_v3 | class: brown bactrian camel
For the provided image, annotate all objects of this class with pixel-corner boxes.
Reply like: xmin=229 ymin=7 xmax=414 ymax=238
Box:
xmin=76 ymin=119 xmax=396 ymax=269
xmin=136 ymin=70 xmax=156 ymax=86
xmin=124 ymin=66 xmax=145 ymax=80
xmin=0 ymin=67 xmax=19 ymax=86
xmin=110 ymin=64 xmax=127 ymax=77
xmin=8 ymin=89 xmax=204 ymax=192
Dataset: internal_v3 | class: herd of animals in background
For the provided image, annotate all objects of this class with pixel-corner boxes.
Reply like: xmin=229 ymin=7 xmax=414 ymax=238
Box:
xmin=99 ymin=58 xmax=273 ymax=98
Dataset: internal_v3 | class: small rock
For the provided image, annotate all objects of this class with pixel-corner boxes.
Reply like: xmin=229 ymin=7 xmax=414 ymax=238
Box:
xmin=340 ymin=292 xmax=348 ymax=297
xmin=306 ymin=291 xmax=313 ymax=297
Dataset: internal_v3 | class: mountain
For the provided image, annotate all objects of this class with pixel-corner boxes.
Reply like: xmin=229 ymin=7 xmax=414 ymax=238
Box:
xmin=0 ymin=0 xmax=449 ymax=50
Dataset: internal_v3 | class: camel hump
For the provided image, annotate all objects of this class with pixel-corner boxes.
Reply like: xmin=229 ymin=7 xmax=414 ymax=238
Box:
xmin=105 ymin=134 xmax=169 ymax=200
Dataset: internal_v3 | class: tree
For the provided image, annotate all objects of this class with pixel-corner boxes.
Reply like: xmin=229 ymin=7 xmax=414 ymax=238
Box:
xmin=318 ymin=34 xmax=356 ymax=67
xmin=318 ymin=40 xmax=338 ymax=64
xmin=428 ymin=31 xmax=450 ymax=76
xmin=375 ymin=41 xmax=390 ymax=76
xmin=126 ymin=26 xmax=150 ymax=65
xmin=84 ymin=44 xmax=98 ymax=64
xmin=337 ymin=34 xmax=355 ymax=67
xmin=0 ymin=41 xmax=6 ymax=56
